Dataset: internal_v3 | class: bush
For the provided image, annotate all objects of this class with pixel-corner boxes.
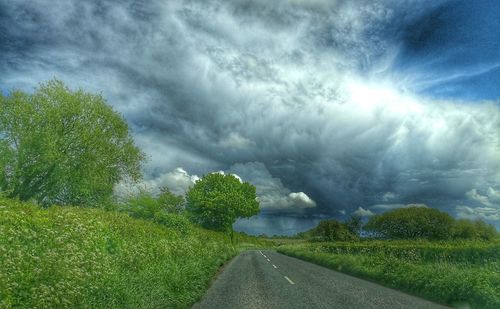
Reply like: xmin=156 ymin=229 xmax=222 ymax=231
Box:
xmin=365 ymin=207 xmax=454 ymax=240
xmin=451 ymin=219 xmax=497 ymax=240
xmin=122 ymin=191 xmax=160 ymax=220
xmin=121 ymin=189 xmax=185 ymax=222
xmin=312 ymin=219 xmax=357 ymax=241
xmin=153 ymin=212 xmax=192 ymax=234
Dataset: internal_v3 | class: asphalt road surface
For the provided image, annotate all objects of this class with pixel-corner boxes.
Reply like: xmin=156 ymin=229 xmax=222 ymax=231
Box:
xmin=194 ymin=250 xmax=449 ymax=309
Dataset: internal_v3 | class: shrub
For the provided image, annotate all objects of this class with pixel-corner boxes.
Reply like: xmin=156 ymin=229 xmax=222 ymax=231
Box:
xmin=153 ymin=212 xmax=192 ymax=234
xmin=121 ymin=189 xmax=185 ymax=222
xmin=312 ymin=219 xmax=357 ymax=241
xmin=451 ymin=219 xmax=497 ymax=240
xmin=157 ymin=187 xmax=184 ymax=214
xmin=364 ymin=207 xmax=454 ymax=240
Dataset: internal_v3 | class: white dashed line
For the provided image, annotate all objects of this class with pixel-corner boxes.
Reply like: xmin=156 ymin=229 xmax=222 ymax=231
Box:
xmin=258 ymin=252 xmax=293 ymax=285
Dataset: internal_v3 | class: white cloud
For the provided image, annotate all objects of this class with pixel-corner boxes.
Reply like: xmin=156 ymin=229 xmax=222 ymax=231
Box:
xmin=370 ymin=203 xmax=428 ymax=211
xmin=466 ymin=188 xmax=493 ymax=207
xmin=352 ymin=207 xmax=375 ymax=217
xmin=456 ymin=205 xmax=500 ymax=222
xmin=115 ymin=162 xmax=315 ymax=214
xmin=1 ymin=0 xmax=499 ymax=224
xmin=211 ymin=170 xmax=243 ymax=183
xmin=219 ymin=132 xmax=255 ymax=149
xmin=114 ymin=167 xmax=199 ymax=197
xmin=288 ymin=192 xmax=316 ymax=208
xmin=370 ymin=204 xmax=405 ymax=211
xmin=229 ymin=162 xmax=317 ymax=213
xmin=458 ymin=187 xmax=500 ymax=223
xmin=148 ymin=167 xmax=200 ymax=195
xmin=487 ymin=187 xmax=500 ymax=202
xmin=382 ymin=192 xmax=398 ymax=202
xmin=466 ymin=187 xmax=500 ymax=210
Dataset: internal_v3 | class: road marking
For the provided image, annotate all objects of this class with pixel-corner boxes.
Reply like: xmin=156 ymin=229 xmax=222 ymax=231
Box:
xmin=284 ymin=276 xmax=295 ymax=285
xmin=272 ymin=264 xmax=277 ymax=269
xmin=267 ymin=258 xmax=270 ymax=262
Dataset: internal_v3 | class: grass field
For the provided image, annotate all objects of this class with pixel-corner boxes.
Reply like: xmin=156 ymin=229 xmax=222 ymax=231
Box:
xmin=0 ymin=197 xmax=265 ymax=308
xmin=278 ymin=240 xmax=500 ymax=308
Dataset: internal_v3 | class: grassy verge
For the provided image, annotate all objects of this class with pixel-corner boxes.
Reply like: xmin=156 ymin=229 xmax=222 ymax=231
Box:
xmin=0 ymin=197 xmax=263 ymax=308
xmin=278 ymin=240 xmax=500 ymax=308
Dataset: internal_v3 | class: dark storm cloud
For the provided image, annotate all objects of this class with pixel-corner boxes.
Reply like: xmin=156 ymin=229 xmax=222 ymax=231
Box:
xmin=1 ymin=0 xmax=499 ymax=234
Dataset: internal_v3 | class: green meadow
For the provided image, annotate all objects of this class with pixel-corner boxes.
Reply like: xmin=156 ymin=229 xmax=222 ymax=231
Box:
xmin=0 ymin=197 xmax=265 ymax=308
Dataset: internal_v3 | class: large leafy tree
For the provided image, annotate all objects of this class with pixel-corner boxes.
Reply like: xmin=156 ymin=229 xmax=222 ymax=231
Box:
xmin=0 ymin=80 xmax=144 ymax=206
xmin=186 ymin=173 xmax=259 ymax=238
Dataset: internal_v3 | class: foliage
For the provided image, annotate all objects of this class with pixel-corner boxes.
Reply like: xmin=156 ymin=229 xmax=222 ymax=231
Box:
xmin=157 ymin=187 xmax=185 ymax=214
xmin=312 ymin=219 xmax=357 ymax=241
xmin=186 ymin=173 xmax=259 ymax=233
xmin=278 ymin=239 xmax=500 ymax=309
xmin=153 ymin=211 xmax=192 ymax=234
xmin=121 ymin=191 xmax=160 ymax=220
xmin=0 ymin=197 xmax=238 ymax=308
xmin=0 ymin=80 xmax=144 ymax=207
xmin=364 ymin=207 xmax=455 ymax=240
xmin=121 ymin=189 xmax=189 ymax=233
xmin=451 ymin=219 xmax=497 ymax=240
xmin=122 ymin=189 xmax=184 ymax=219
xmin=344 ymin=215 xmax=363 ymax=237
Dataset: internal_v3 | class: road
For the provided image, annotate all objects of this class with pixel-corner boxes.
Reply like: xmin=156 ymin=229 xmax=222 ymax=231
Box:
xmin=194 ymin=250 xmax=449 ymax=309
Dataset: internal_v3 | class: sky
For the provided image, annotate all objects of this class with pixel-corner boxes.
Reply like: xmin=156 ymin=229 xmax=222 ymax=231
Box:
xmin=1 ymin=0 xmax=499 ymax=235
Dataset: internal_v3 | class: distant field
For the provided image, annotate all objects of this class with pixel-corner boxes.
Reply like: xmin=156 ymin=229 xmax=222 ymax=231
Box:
xmin=278 ymin=240 xmax=500 ymax=308
xmin=0 ymin=198 xmax=264 ymax=308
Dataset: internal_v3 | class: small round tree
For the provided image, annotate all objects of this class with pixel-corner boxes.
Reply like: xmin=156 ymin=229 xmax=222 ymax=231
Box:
xmin=186 ymin=173 xmax=259 ymax=240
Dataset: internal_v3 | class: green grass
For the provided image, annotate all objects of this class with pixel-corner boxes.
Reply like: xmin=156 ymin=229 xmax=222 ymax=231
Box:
xmin=278 ymin=240 xmax=500 ymax=309
xmin=0 ymin=197 xmax=266 ymax=308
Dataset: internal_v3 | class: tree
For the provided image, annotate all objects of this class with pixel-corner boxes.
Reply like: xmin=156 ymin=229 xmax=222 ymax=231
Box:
xmin=0 ymin=80 xmax=144 ymax=206
xmin=157 ymin=187 xmax=185 ymax=214
xmin=122 ymin=189 xmax=191 ymax=233
xmin=312 ymin=219 xmax=357 ymax=241
xmin=344 ymin=215 xmax=363 ymax=237
xmin=186 ymin=173 xmax=259 ymax=240
xmin=364 ymin=207 xmax=454 ymax=240
xmin=124 ymin=187 xmax=184 ymax=219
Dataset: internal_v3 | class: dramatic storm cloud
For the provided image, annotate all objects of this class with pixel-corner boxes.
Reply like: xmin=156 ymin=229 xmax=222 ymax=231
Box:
xmin=1 ymin=0 xmax=499 ymax=234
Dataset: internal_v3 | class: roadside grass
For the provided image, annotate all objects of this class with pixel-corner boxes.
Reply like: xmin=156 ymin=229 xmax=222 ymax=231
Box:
xmin=0 ymin=197 xmax=265 ymax=308
xmin=278 ymin=240 xmax=500 ymax=309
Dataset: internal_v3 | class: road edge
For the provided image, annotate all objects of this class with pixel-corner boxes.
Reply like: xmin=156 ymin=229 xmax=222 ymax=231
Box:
xmin=276 ymin=249 xmax=453 ymax=308
xmin=190 ymin=250 xmax=243 ymax=308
